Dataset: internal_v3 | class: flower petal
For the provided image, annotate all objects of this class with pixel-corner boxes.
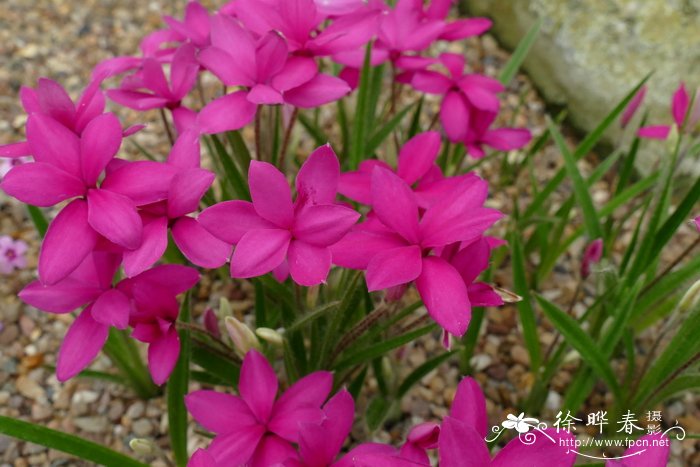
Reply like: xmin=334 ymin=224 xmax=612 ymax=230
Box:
xmin=106 ymin=89 xmax=170 ymax=110
xmin=39 ymin=199 xmax=98 ymax=285
xmin=491 ymin=428 xmax=576 ymax=467
xmin=438 ymin=417 xmax=491 ymax=467
xmin=271 ymin=56 xmax=318 ymax=92
xmin=416 ymin=257 xmax=471 ymax=336
xmin=239 ymin=349 xmax=278 ymax=422
xmin=80 ymin=113 xmax=123 ymax=186
xmin=167 ymin=168 xmax=215 ymax=218
xmin=371 ymin=167 xmax=420 ymax=244
xmin=230 ymin=229 xmax=291 ymax=278
xmin=208 ymin=426 xmax=265 ymax=466
xmin=440 ymin=91 xmax=470 ymax=142
xmin=123 ymin=216 xmax=169 ymax=277
xmin=0 ymin=162 xmax=84 ymax=207
xmin=101 ymin=160 xmax=178 ymax=205
xmin=672 ymin=82 xmax=690 ymax=128
xmin=292 ymin=204 xmax=360 ymax=246
xmin=148 ymin=327 xmax=180 ymax=385
xmin=19 ymin=279 xmax=102 ymax=314
xmin=56 ymin=307 xmax=109 ymax=381
xmin=411 ymin=70 xmax=452 ymax=94
xmin=249 ymin=160 xmax=294 ymax=227
xmin=247 ymin=85 xmax=285 ymax=105
xmin=331 ymin=227 xmax=407 ymax=270
xmin=185 ymin=390 xmax=257 ymax=434
xmin=397 ymin=131 xmax=441 ymax=185
xmin=284 ymin=74 xmax=350 ymax=108
xmin=91 ymin=288 xmax=131 ymax=330
xmin=197 ymin=91 xmax=257 ymax=134
xmin=87 ymin=189 xmax=143 ymax=249
xmin=295 ymin=144 xmax=340 ymax=206
xmin=198 ymin=200 xmax=276 ymax=245
xmin=172 ymin=217 xmax=232 ymax=268
xmin=287 ymin=240 xmax=332 ymax=286
xmin=366 ymin=245 xmax=423 ymax=291
xmin=637 ymin=125 xmax=671 ymax=140
xmin=450 ymin=377 xmax=488 ymax=437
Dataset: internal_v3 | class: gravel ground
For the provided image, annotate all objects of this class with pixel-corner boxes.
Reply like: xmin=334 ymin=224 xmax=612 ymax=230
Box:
xmin=0 ymin=1 xmax=698 ymax=466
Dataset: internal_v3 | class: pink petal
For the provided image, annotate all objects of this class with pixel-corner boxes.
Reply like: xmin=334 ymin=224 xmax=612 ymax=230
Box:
xmin=87 ymin=189 xmax=143 ymax=249
xmin=439 ymin=53 xmax=466 ymax=79
xmin=80 ymin=113 xmax=123 ymax=186
xmin=26 ymin=114 xmax=81 ymax=177
xmin=299 ymin=390 xmax=354 ymax=465
xmin=491 ymin=428 xmax=576 ymax=467
xmin=482 ymin=128 xmax=532 ymax=151
xmin=672 ymin=82 xmax=690 ymax=128
xmin=284 ymin=74 xmax=351 ymax=108
xmin=142 ymin=57 xmax=171 ymax=97
xmin=167 ymin=168 xmax=215 ymax=218
xmin=448 ymin=237 xmax=491 ymax=284
xmin=292 ymin=204 xmax=360 ymax=246
xmin=91 ymin=288 xmax=131 ymax=330
xmin=250 ymin=434 xmax=298 ymax=467
xmin=168 ymin=130 xmax=201 ymax=168
xmin=606 ymin=434 xmax=670 ymax=467
xmin=337 ymin=160 xmax=391 ymax=205
xmin=198 ymin=46 xmax=255 ymax=88
xmin=450 ymin=377 xmax=488 ymax=437
xmin=416 ymin=257 xmax=470 ymax=336
xmin=185 ymin=390 xmax=258 ymax=434
xmin=0 ymin=142 xmax=31 ymax=158
xmin=148 ymin=327 xmax=180 ymax=385
xmin=411 ymin=71 xmax=452 ymax=94
xmin=56 ymin=307 xmax=109 ymax=381
xmin=287 ymin=240 xmax=332 ymax=286
xmin=439 ymin=18 xmax=493 ymax=41
xmin=208 ymin=426 xmax=265 ymax=466
xmin=438 ymin=417 xmax=491 ymax=467
xmin=231 ymin=229 xmax=291 ymax=278
xmin=247 ymin=85 xmax=285 ymax=105
xmin=331 ymin=227 xmax=407 ymax=269
xmin=197 ymin=91 xmax=257 ymax=134
xmin=170 ymin=43 xmax=199 ymax=99
xmin=255 ymin=31 xmax=288 ymax=82
xmin=371 ymin=167 xmax=420 ymax=244
xmin=366 ymin=245 xmax=423 ymax=291
xmin=0 ymin=162 xmax=84 ymax=207
xmin=295 ymin=144 xmax=340 ymax=206
xmin=106 ymin=89 xmax=170 ymax=110
xmin=188 ymin=449 xmax=217 ymax=467
xmin=269 ymin=405 xmax=325 ymax=444
xmin=310 ymin=8 xmax=380 ymax=55
xmin=19 ymin=279 xmax=102 ymax=314
xmin=271 ymin=371 xmax=332 ymax=423
xmin=172 ymin=217 xmax=232 ymax=268
xmin=35 ymin=78 xmax=76 ymax=128
xmin=210 ymin=14 xmax=256 ymax=71
xmin=101 ymin=160 xmax=178 ymax=205
xmin=440 ymin=91 xmax=470 ymax=142
xmin=397 ymin=131 xmax=441 ymax=185
xmin=123 ymin=216 xmax=169 ymax=277
xmin=172 ymin=107 xmax=199 ymax=136
xmin=123 ymin=264 xmax=199 ymax=297
xmin=621 ymin=85 xmax=647 ymax=128
xmin=468 ymin=282 xmax=503 ymax=307
xmin=271 ymin=56 xmax=318 ymax=92
xmin=239 ymin=349 xmax=279 ymax=422
xmin=249 ymin=160 xmax=294 ymax=227
xmin=638 ymin=125 xmax=671 ymax=140
xmin=74 ymin=79 xmax=106 ymax=134
xmin=39 ymin=200 xmax=98 ymax=285
xmin=199 ymin=200 xmax=276 ymax=245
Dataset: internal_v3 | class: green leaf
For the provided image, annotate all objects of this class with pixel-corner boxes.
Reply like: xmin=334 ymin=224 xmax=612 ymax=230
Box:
xmin=548 ymin=119 xmax=603 ymax=240
xmin=536 ymin=295 xmax=622 ymax=400
xmin=167 ymin=293 xmax=191 ymax=467
xmin=349 ymin=43 xmax=374 ymax=169
xmin=288 ymin=301 xmax=341 ymax=332
xmin=26 ymin=205 xmax=48 ymax=238
xmin=649 ymin=174 xmax=700 ymax=262
xmin=225 ymin=130 xmax=252 ymax=172
xmin=407 ymin=96 xmax=424 ymax=138
xmin=297 ymin=112 xmax=327 ymax=147
xmin=103 ymin=329 xmax=160 ymax=399
xmin=509 ymin=231 xmax=542 ymax=370
xmin=499 ymin=18 xmax=541 ymax=85
xmin=365 ymin=103 xmax=415 ymax=155
xmin=333 ymin=324 xmax=436 ymax=371
xmin=0 ymin=415 xmax=148 ymax=466
xmin=397 ymin=350 xmax=457 ymax=398
xmin=366 ymin=395 xmax=391 ymax=431
xmin=318 ymin=272 xmax=363 ymax=368
xmin=648 ymin=373 xmax=700 ymax=406
xmin=191 ymin=345 xmax=239 ymax=385
xmin=207 ymin=134 xmax=250 ymax=200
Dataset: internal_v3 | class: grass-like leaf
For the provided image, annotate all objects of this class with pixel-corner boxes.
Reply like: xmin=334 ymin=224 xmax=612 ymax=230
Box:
xmin=167 ymin=293 xmax=191 ymax=467
xmin=0 ymin=415 xmax=148 ymax=467
xmin=397 ymin=350 xmax=457 ymax=398
xmin=366 ymin=103 xmax=415 ymax=155
xmin=26 ymin=205 xmax=48 ymax=237
xmin=499 ymin=19 xmax=541 ymax=85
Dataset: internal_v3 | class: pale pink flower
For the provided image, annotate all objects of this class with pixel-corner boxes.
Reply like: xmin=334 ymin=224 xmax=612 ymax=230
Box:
xmin=0 ymin=236 xmax=28 ymax=274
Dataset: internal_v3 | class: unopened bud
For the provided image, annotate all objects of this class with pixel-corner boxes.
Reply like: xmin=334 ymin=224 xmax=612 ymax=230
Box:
xmin=581 ymin=239 xmax=603 ymax=279
xmin=219 ymin=297 xmax=233 ymax=318
xmin=203 ymin=308 xmax=221 ymax=338
xmin=129 ymin=438 xmax=157 ymax=456
xmin=255 ymin=327 xmax=284 ymax=346
xmin=494 ymin=286 xmax=522 ymax=303
xmin=225 ymin=316 xmax=260 ymax=356
xmin=679 ymin=279 xmax=700 ymax=314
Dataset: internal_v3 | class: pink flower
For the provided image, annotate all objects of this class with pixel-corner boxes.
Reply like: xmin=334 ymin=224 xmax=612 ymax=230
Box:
xmin=0 ymin=236 xmax=28 ymax=274
xmin=0 ymin=156 xmax=30 ymax=178
xmin=107 ymin=43 xmax=199 ymax=112
xmin=20 ymin=251 xmax=198 ymax=382
xmin=284 ymin=389 xmax=355 ymax=466
xmin=202 ymin=308 xmax=221 ymax=338
xmin=332 ymin=167 xmax=502 ymax=336
xmin=437 ymin=378 xmax=576 ymax=466
xmin=163 ymin=1 xmax=211 ymax=48
xmin=198 ymin=14 xmax=350 ymax=109
xmin=605 ymin=433 xmax=670 ymax=467
xmin=185 ymin=349 xmax=333 ymax=466
xmin=199 ymin=145 xmax=360 ymax=286
xmin=581 ymin=238 xmax=603 ymax=279
xmin=638 ymin=82 xmax=692 ymax=139
xmin=620 ymin=85 xmax=647 ymax=128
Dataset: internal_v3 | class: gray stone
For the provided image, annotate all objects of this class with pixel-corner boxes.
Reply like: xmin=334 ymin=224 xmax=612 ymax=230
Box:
xmin=463 ymin=0 xmax=700 ymax=174
xmin=74 ymin=416 xmax=109 ymax=434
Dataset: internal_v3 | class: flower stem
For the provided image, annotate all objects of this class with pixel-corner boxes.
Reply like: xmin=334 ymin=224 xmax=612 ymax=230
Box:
xmin=159 ymin=108 xmax=174 ymax=146
xmin=255 ymin=109 xmax=262 ymax=160
xmin=278 ymin=107 xmax=298 ymax=170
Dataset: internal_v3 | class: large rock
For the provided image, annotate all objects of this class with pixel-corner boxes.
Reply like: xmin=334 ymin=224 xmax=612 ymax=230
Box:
xmin=463 ymin=0 xmax=700 ymax=173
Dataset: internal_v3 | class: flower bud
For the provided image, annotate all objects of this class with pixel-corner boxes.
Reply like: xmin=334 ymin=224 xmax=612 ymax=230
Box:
xmin=678 ymin=279 xmax=700 ymax=315
xmin=219 ymin=297 xmax=233 ymax=318
xmin=581 ymin=238 xmax=603 ymax=279
xmin=129 ymin=438 xmax=157 ymax=456
xmin=203 ymin=308 xmax=221 ymax=338
xmin=255 ymin=327 xmax=285 ymax=347
xmin=620 ymin=86 xmax=646 ymax=128
xmin=225 ymin=316 xmax=260 ymax=356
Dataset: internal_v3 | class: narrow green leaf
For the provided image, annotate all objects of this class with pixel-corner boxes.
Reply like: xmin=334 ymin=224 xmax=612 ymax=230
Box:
xmin=167 ymin=293 xmax=191 ymax=467
xmin=26 ymin=205 xmax=48 ymax=238
xmin=103 ymin=329 xmax=160 ymax=399
xmin=0 ymin=415 xmax=148 ymax=467
xmin=288 ymin=301 xmax=341 ymax=332
xmin=397 ymin=350 xmax=457 ymax=398
xmin=548 ymin=119 xmax=603 ymax=240
xmin=225 ymin=130 xmax=252 ymax=172
xmin=648 ymin=373 xmax=700 ymax=406
xmin=407 ymin=96 xmax=424 ymax=138
xmin=499 ymin=19 xmax=541 ymax=85
xmin=349 ymin=43 xmax=374 ymax=169
xmin=365 ymin=103 xmax=415 ymax=155
xmin=536 ymin=295 xmax=622 ymax=400
xmin=297 ymin=112 xmax=327 ymax=147
xmin=190 ymin=345 xmax=240 ymax=385
xmin=208 ymin=135 xmax=250 ymax=200
xmin=649 ymin=174 xmax=700 ymax=262
xmin=366 ymin=395 xmax=391 ymax=431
